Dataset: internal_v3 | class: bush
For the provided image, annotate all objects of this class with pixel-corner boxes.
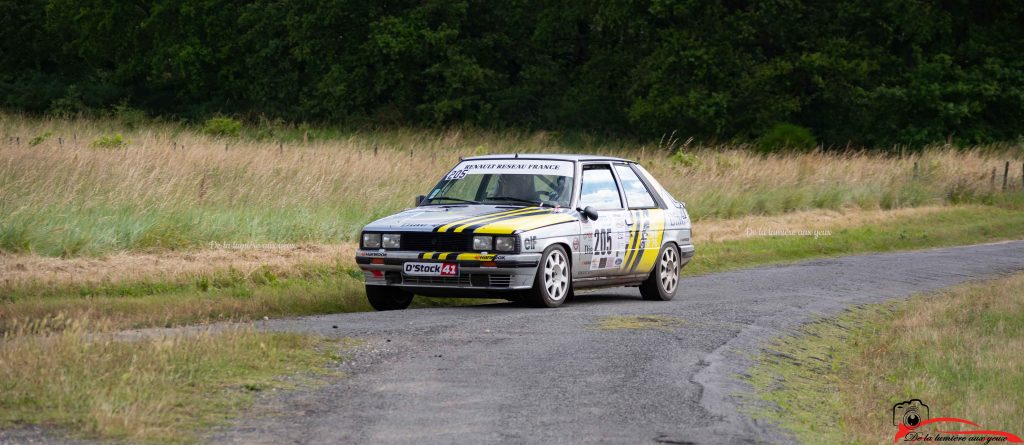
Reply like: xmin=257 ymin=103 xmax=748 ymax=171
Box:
xmin=202 ymin=117 xmax=242 ymax=138
xmin=89 ymin=134 xmax=127 ymax=148
xmin=113 ymin=103 xmax=147 ymax=130
xmin=670 ymin=150 xmax=700 ymax=167
xmin=758 ymin=124 xmax=817 ymax=153
xmin=29 ymin=131 xmax=53 ymax=147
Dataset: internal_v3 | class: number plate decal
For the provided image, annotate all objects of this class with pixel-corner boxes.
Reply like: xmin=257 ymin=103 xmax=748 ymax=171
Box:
xmin=403 ymin=262 xmax=460 ymax=277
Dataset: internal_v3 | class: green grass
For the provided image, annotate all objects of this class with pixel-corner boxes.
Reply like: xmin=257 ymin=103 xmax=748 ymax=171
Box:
xmin=3 ymin=204 xmax=1023 ymax=332
xmin=684 ymin=204 xmax=1024 ymax=276
xmin=745 ymin=273 xmax=1024 ymax=444
xmin=0 ymin=317 xmax=348 ymax=443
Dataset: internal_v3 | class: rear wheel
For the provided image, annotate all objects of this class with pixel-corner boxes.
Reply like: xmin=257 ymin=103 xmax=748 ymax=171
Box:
xmin=366 ymin=285 xmax=414 ymax=311
xmin=528 ymin=245 xmax=571 ymax=308
xmin=640 ymin=244 xmax=680 ymax=301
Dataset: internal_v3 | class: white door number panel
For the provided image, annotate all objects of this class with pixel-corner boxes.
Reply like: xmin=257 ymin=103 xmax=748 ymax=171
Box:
xmin=583 ymin=219 xmax=626 ymax=270
xmin=403 ymin=262 xmax=460 ymax=277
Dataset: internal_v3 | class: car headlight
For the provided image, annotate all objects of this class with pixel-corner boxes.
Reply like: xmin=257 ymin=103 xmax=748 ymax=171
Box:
xmin=472 ymin=235 xmax=493 ymax=251
xmin=495 ymin=236 xmax=516 ymax=252
xmin=382 ymin=233 xmax=401 ymax=249
xmin=362 ymin=233 xmax=381 ymax=248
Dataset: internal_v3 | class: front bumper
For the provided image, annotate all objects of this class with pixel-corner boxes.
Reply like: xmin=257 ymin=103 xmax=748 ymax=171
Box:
xmin=355 ymin=250 xmax=541 ymax=291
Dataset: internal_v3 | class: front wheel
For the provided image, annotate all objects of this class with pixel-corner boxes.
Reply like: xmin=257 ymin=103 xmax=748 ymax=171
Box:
xmin=366 ymin=285 xmax=414 ymax=311
xmin=640 ymin=244 xmax=680 ymax=301
xmin=527 ymin=245 xmax=572 ymax=308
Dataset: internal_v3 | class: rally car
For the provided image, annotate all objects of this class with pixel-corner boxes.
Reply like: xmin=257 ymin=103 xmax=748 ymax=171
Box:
xmin=355 ymin=154 xmax=694 ymax=310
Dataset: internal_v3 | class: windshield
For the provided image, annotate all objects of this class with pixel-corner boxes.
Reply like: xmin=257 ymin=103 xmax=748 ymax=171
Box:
xmin=424 ymin=160 xmax=575 ymax=207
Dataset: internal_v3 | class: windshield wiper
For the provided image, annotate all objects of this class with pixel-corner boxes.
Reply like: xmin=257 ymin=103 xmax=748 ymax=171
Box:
xmin=486 ymin=196 xmax=545 ymax=206
xmin=428 ymin=196 xmax=480 ymax=204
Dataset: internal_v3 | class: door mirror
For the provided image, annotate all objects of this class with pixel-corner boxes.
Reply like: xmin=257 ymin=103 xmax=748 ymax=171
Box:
xmin=578 ymin=206 xmax=599 ymax=221
xmin=415 ymin=195 xmax=426 ymax=206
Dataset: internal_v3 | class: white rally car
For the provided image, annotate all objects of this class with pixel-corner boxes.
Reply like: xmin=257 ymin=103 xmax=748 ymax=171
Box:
xmin=355 ymin=154 xmax=694 ymax=310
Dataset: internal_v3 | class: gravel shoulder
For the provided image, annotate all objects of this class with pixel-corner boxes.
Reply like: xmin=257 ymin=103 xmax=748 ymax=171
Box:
xmin=209 ymin=241 xmax=1024 ymax=444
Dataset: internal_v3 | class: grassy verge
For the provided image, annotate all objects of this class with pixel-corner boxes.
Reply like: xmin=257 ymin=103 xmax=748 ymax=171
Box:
xmin=0 ymin=316 xmax=346 ymax=443
xmin=3 ymin=204 xmax=1023 ymax=332
xmin=746 ymin=273 xmax=1024 ymax=444
xmin=3 ymin=114 xmax=1021 ymax=256
xmin=685 ymin=203 xmax=1024 ymax=276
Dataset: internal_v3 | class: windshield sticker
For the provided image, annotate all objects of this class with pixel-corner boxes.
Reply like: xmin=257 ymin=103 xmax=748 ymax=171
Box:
xmin=446 ymin=160 xmax=573 ymax=178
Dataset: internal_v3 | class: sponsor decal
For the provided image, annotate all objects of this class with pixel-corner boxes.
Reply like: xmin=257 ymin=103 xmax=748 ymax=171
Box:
xmin=444 ymin=160 xmax=574 ymax=178
xmin=892 ymin=399 xmax=1021 ymax=443
xmin=571 ymin=237 xmax=580 ymax=251
xmin=360 ymin=251 xmax=388 ymax=257
xmin=667 ymin=211 xmax=687 ymax=227
xmin=403 ymin=262 xmax=459 ymax=277
xmin=523 ymin=235 xmax=537 ymax=251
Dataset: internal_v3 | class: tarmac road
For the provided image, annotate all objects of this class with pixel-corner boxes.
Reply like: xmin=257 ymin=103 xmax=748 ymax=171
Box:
xmin=207 ymin=241 xmax=1024 ymax=445
xmin=5 ymin=242 xmax=1022 ymax=445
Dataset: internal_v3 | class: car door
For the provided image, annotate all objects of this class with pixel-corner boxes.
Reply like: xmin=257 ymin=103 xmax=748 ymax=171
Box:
xmin=576 ymin=163 xmax=632 ymax=277
xmin=613 ymin=163 xmax=666 ymax=276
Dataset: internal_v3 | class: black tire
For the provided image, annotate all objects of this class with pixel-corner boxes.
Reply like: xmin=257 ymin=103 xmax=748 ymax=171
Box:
xmin=640 ymin=243 xmax=681 ymax=301
xmin=527 ymin=245 xmax=572 ymax=308
xmin=366 ymin=285 xmax=414 ymax=311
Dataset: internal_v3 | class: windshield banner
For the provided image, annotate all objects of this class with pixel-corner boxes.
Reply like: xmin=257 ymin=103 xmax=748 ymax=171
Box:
xmin=445 ymin=160 xmax=574 ymax=179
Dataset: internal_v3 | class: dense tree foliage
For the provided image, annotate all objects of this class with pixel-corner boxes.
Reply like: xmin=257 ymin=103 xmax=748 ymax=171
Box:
xmin=2 ymin=0 xmax=1023 ymax=147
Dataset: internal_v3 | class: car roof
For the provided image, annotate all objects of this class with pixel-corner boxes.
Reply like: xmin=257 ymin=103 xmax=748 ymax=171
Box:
xmin=462 ymin=153 xmax=634 ymax=163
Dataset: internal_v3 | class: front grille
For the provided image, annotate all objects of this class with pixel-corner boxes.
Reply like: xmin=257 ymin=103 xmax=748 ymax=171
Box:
xmin=401 ymin=275 xmax=473 ymax=286
xmin=400 ymin=232 xmax=472 ymax=251
xmin=489 ymin=275 xmax=512 ymax=287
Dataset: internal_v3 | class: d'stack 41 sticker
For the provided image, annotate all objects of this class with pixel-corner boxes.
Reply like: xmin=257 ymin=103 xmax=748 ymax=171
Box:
xmin=403 ymin=262 xmax=459 ymax=277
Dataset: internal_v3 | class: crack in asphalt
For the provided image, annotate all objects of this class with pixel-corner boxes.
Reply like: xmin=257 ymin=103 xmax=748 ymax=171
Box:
xmin=4 ymin=241 xmax=1023 ymax=445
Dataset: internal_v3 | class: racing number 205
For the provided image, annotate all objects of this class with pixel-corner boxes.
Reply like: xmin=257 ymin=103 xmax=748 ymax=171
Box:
xmin=592 ymin=229 xmax=613 ymax=256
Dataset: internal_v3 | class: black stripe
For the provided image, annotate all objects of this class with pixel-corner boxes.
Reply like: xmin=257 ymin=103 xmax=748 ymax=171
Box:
xmin=628 ymin=209 xmax=649 ymax=273
xmin=622 ymin=210 xmax=642 ymax=268
xmin=433 ymin=208 xmax=523 ymax=232
xmin=461 ymin=209 xmax=550 ymax=233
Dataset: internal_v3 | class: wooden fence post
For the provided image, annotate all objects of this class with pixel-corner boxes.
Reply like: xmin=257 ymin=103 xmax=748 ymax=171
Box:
xmin=1003 ymin=161 xmax=1010 ymax=191
xmin=990 ymin=167 xmax=996 ymax=189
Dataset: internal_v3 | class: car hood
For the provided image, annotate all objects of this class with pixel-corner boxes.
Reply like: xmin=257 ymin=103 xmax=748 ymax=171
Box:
xmin=362 ymin=205 xmax=577 ymax=234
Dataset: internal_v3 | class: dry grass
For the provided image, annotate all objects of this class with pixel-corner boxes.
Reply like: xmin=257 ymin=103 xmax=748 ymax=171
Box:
xmin=0 ymin=206 xmax=958 ymax=291
xmin=748 ymin=273 xmax=1024 ymax=444
xmin=0 ymin=314 xmax=341 ymax=443
xmin=0 ymin=243 xmax=356 ymax=291
xmin=2 ymin=114 xmax=1020 ymax=257
xmin=840 ymin=274 xmax=1024 ymax=444
xmin=693 ymin=205 xmax=956 ymax=243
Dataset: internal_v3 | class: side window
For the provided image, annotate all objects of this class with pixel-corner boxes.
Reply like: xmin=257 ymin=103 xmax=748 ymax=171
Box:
xmin=614 ymin=164 xmax=658 ymax=208
xmin=579 ymin=165 xmax=623 ymax=209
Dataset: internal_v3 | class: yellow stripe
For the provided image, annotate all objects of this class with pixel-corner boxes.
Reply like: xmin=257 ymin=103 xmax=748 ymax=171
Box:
xmin=473 ymin=213 xmax=575 ymax=234
xmin=436 ymin=207 xmax=531 ymax=233
xmin=449 ymin=207 xmax=540 ymax=233
xmin=455 ymin=253 xmax=496 ymax=261
xmin=636 ymin=210 xmax=665 ymax=272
